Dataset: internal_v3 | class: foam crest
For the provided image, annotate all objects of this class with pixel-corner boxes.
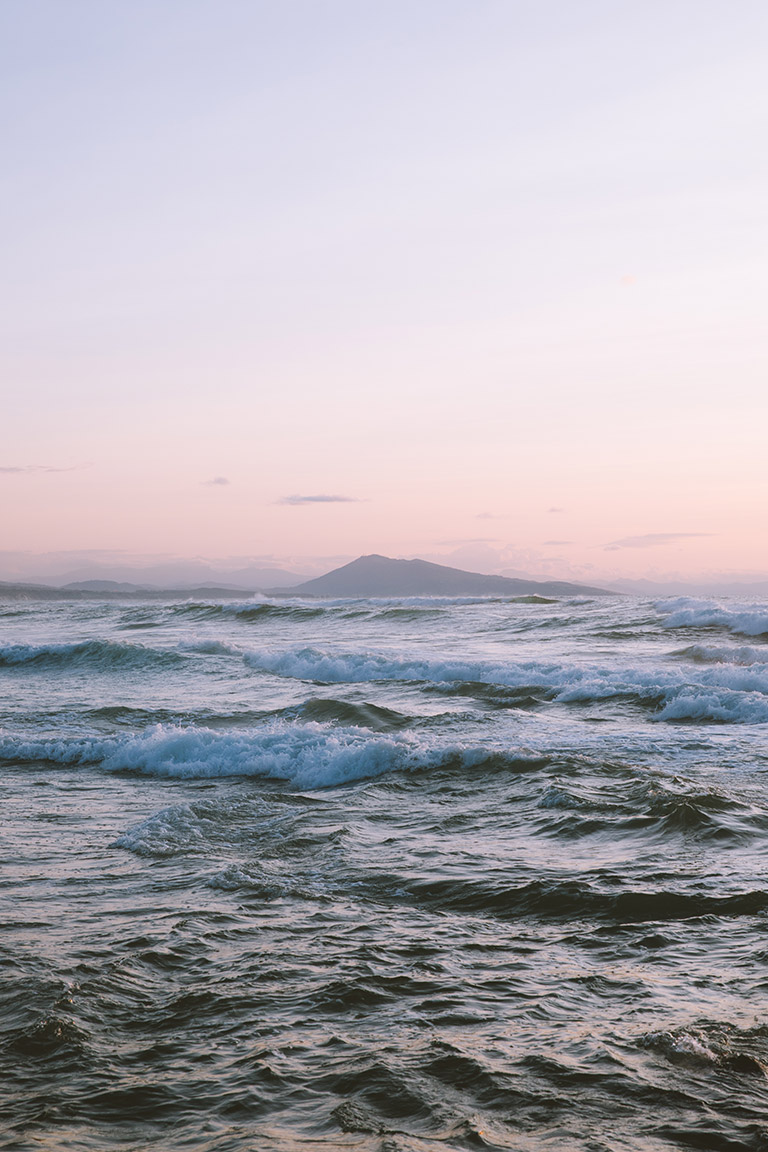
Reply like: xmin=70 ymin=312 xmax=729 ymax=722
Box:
xmin=675 ymin=644 xmax=767 ymax=666
xmin=242 ymin=645 xmax=555 ymax=686
xmin=656 ymin=691 xmax=768 ymax=724
xmin=657 ymin=598 xmax=768 ymax=638
xmin=241 ymin=645 xmax=768 ymax=723
xmin=112 ymin=799 xmax=292 ymax=859
xmin=113 ymin=801 xmax=217 ymax=856
xmin=177 ymin=639 xmax=243 ymax=657
xmin=640 ymin=1023 xmax=768 ymax=1075
xmin=0 ymin=721 xmax=450 ymax=786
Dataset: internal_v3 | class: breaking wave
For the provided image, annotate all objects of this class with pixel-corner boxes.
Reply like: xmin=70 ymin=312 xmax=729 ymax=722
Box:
xmin=657 ymin=598 xmax=768 ymax=638
xmin=173 ymin=601 xmax=326 ymax=622
xmin=0 ymin=721 xmax=465 ymax=786
xmin=0 ymin=639 xmax=184 ymax=671
xmin=241 ymin=645 xmax=768 ymax=722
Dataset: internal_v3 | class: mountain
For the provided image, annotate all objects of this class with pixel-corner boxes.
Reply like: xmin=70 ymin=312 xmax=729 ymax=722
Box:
xmin=62 ymin=580 xmax=156 ymax=593
xmin=279 ymin=555 xmax=613 ymax=598
xmin=50 ymin=563 xmax=302 ymax=590
xmin=0 ymin=580 xmax=266 ymax=601
xmin=0 ymin=580 xmax=76 ymax=600
xmin=0 ymin=556 xmax=614 ymax=601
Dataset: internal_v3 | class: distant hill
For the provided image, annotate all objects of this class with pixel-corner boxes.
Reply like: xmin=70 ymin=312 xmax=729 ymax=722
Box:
xmin=278 ymin=555 xmax=613 ymax=598
xmin=50 ymin=563 xmax=303 ymax=589
xmin=0 ymin=580 xmax=264 ymax=601
xmin=0 ymin=580 xmax=75 ymax=601
xmin=62 ymin=580 xmax=156 ymax=593
xmin=0 ymin=556 xmax=614 ymax=601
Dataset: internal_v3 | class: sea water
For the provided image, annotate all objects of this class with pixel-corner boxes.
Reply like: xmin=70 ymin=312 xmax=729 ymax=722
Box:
xmin=1 ymin=592 xmax=767 ymax=1151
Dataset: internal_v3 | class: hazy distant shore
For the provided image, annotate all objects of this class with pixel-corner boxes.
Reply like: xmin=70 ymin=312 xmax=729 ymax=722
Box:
xmin=0 ymin=554 xmax=614 ymax=601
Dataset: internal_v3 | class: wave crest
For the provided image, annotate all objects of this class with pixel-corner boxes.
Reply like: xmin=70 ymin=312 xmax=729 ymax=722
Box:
xmin=657 ymin=598 xmax=768 ymax=638
xmin=0 ymin=639 xmax=183 ymax=671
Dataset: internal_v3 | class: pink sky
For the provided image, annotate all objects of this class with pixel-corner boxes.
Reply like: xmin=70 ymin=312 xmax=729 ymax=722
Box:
xmin=2 ymin=1 xmax=767 ymax=585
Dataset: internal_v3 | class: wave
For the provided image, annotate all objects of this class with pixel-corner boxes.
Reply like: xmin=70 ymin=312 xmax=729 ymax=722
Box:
xmin=509 ymin=595 xmax=559 ymax=604
xmin=177 ymin=639 xmax=243 ymax=657
xmin=84 ymin=704 xmax=278 ymax=729
xmin=404 ymin=874 xmax=768 ymax=924
xmin=0 ymin=639 xmax=184 ymax=671
xmin=0 ymin=721 xmax=450 ymax=786
xmin=285 ymin=698 xmax=414 ymax=731
xmin=369 ymin=606 xmax=448 ymax=621
xmin=173 ymin=601 xmax=327 ymax=622
xmin=0 ymin=719 xmax=560 ymax=789
xmin=640 ymin=1021 xmax=768 ymax=1076
xmin=657 ymin=598 xmax=768 ymax=638
xmin=241 ymin=645 xmax=613 ymax=691
xmin=112 ymin=797 xmax=292 ymax=859
xmin=536 ymin=776 xmax=765 ymax=841
xmin=655 ymin=691 xmax=768 ymax=723
xmin=672 ymin=644 xmax=768 ymax=666
xmin=171 ymin=596 xmax=508 ymax=626
xmin=241 ymin=644 xmax=768 ymax=723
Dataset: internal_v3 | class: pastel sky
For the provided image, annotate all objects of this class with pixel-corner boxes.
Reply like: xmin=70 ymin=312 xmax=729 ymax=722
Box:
xmin=2 ymin=0 xmax=766 ymax=582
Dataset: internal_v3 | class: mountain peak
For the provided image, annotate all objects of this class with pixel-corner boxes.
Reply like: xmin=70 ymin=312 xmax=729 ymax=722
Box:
xmin=281 ymin=554 xmax=612 ymax=598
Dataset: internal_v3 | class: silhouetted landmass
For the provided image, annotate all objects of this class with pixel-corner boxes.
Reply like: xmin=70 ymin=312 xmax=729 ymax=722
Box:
xmin=0 ymin=581 xmax=256 ymax=601
xmin=51 ymin=564 xmax=302 ymax=589
xmin=0 ymin=555 xmax=614 ymax=601
xmin=278 ymin=554 xmax=613 ymax=598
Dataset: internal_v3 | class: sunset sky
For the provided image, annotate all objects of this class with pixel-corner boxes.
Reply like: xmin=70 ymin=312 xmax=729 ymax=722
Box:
xmin=2 ymin=0 xmax=766 ymax=584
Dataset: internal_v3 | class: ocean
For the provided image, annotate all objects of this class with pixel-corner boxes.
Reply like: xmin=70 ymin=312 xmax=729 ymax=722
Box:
xmin=1 ymin=591 xmax=767 ymax=1151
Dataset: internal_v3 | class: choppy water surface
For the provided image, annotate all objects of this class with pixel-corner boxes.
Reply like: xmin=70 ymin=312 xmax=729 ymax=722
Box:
xmin=2 ymin=593 xmax=768 ymax=1151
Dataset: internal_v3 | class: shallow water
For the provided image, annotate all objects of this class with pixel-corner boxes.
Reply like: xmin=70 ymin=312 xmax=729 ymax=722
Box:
xmin=2 ymin=593 xmax=768 ymax=1150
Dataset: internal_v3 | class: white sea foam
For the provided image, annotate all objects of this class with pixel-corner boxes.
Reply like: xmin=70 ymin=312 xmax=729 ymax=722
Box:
xmin=657 ymin=598 xmax=768 ymax=637
xmin=677 ymin=644 xmax=767 ymax=666
xmin=177 ymin=639 xmax=243 ymax=656
xmin=641 ymin=1028 xmax=720 ymax=1065
xmin=656 ymin=691 xmax=768 ymax=724
xmin=0 ymin=722 xmax=452 ymax=786
xmin=242 ymin=645 xmax=532 ymax=685
xmin=112 ymin=802 xmax=216 ymax=855
xmin=112 ymin=799 xmax=292 ymax=861
xmin=239 ymin=644 xmax=768 ymax=722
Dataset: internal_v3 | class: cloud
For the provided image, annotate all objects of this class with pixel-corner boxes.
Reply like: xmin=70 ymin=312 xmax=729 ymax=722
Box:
xmin=278 ymin=494 xmax=360 ymax=505
xmin=203 ymin=476 xmax=230 ymax=486
xmin=543 ymin=540 xmax=573 ymax=546
xmin=0 ymin=463 xmax=90 ymax=474
xmin=548 ymin=507 xmax=564 ymax=514
xmin=434 ymin=537 xmax=499 ymax=546
xmin=606 ymin=532 xmax=714 ymax=550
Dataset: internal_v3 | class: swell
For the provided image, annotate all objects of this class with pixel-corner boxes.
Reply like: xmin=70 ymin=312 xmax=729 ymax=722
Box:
xmin=241 ymin=644 xmax=768 ymax=723
xmin=285 ymin=697 xmax=414 ymax=731
xmin=672 ymin=644 xmax=767 ymax=666
xmin=536 ymin=777 xmax=768 ymax=842
xmin=640 ymin=1021 xmax=768 ymax=1076
xmin=0 ymin=639 xmax=185 ymax=671
xmin=657 ymin=598 xmax=768 ymax=639
xmin=171 ymin=600 xmax=453 ymax=625
xmin=403 ymin=874 xmax=768 ymax=924
xmin=172 ymin=601 xmax=327 ymax=622
xmin=0 ymin=721 xmax=442 ymax=786
xmin=0 ymin=722 xmax=556 ymax=788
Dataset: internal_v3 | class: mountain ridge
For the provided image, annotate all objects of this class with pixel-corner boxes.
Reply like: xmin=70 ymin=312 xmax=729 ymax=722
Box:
xmin=0 ymin=555 xmax=614 ymax=600
xmin=274 ymin=554 xmax=613 ymax=598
